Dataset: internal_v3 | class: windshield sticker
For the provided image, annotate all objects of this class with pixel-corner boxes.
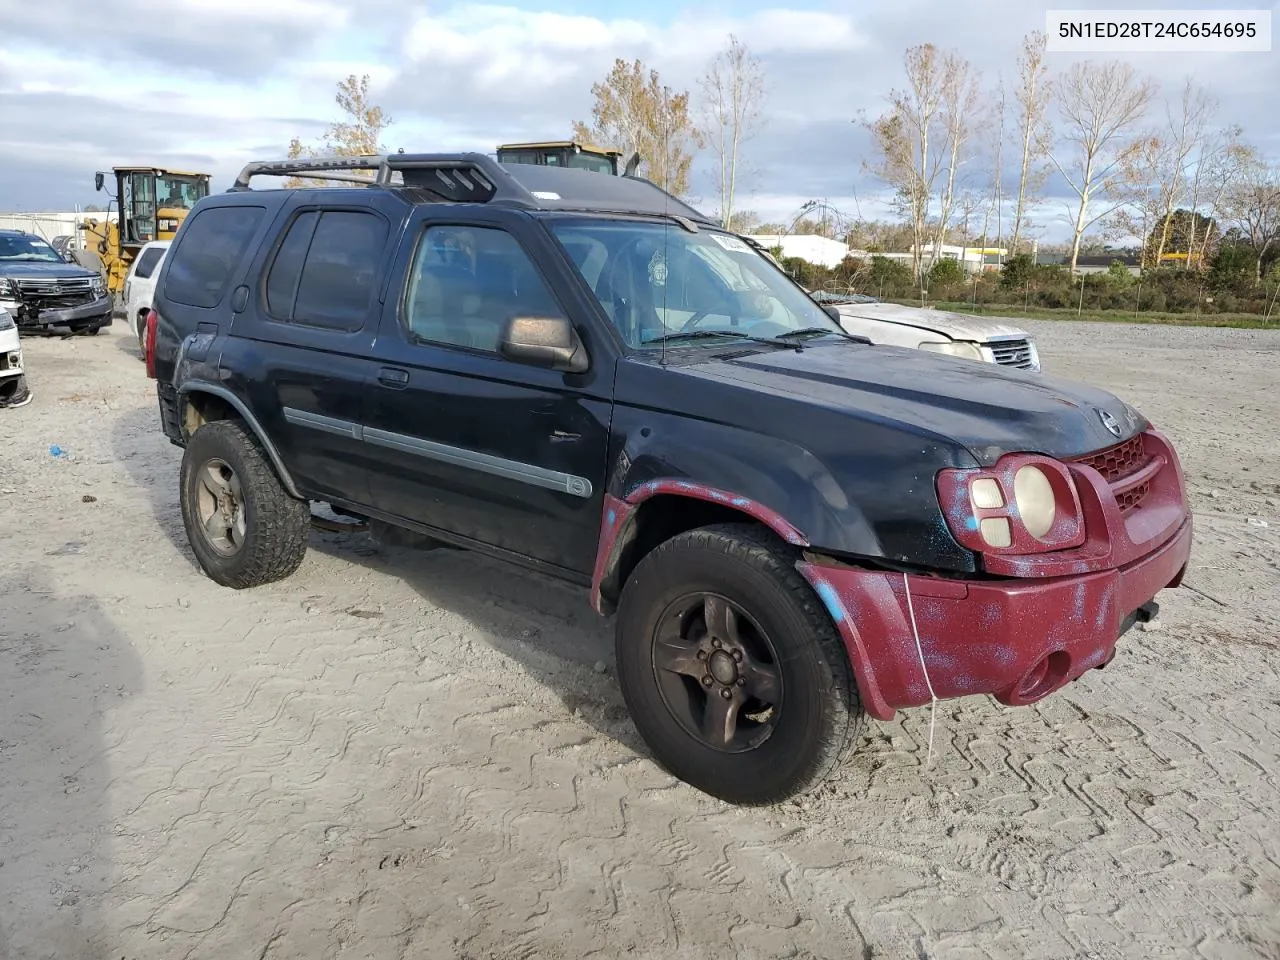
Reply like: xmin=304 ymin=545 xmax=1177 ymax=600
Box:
xmin=648 ymin=249 xmax=668 ymax=286
xmin=531 ymin=191 xmax=561 ymax=200
xmin=710 ymin=233 xmax=752 ymax=253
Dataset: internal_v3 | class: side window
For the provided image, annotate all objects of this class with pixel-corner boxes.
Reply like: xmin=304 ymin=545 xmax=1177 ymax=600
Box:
xmin=403 ymin=224 xmax=563 ymax=353
xmin=132 ymin=246 xmax=166 ymax=280
xmin=164 ymin=206 xmax=265 ymax=309
xmin=292 ymin=210 xmax=387 ymax=331
xmin=264 ymin=211 xmax=318 ymax=319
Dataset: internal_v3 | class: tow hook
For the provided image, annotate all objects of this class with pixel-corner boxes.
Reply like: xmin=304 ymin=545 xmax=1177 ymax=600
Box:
xmin=1095 ymin=601 xmax=1161 ymax=672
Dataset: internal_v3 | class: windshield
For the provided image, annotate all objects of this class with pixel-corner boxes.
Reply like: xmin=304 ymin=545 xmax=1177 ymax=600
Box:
xmin=547 ymin=218 xmax=844 ymax=349
xmin=155 ymin=175 xmax=207 ymax=209
xmin=0 ymin=234 xmax=62 ymax=262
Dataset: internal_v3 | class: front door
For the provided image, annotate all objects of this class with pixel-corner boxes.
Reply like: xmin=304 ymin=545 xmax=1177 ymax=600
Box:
xmin=361 ymin=209 xmax=613 ymax=576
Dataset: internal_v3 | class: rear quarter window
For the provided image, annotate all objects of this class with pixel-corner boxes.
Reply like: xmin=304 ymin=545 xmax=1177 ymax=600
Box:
xmin=163 ymin=206 xmax=266 ymax=309
xmin=264 ymin=209 xmax=388 ymax=331
xmin=132 ymin=246 xmax=166 ymax=280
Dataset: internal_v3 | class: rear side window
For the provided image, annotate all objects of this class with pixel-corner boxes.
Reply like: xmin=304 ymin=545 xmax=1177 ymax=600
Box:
xmin=265 ymin=209 xmax=387 ymax=331
xmin=164 ymin=206 xmax=265 ymax=308
xmin=265 ymin=211 xmax=318 ymax=318
xmin=132 ymin=246 xmax=166 ymax=280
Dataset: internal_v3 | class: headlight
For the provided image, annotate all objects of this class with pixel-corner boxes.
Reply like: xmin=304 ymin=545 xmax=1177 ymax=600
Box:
xmin=0 ymin=278 xmax=15 ymax=299
xmin=1012 ymin=465 xmax=1055 ymax=539
xmin=0 ymin=308 xmax=13 ymax=331
xmin=90 ymin=276 xmax=107 ymax=296
xmin=919 ymin=339 xmax=983 ymax=362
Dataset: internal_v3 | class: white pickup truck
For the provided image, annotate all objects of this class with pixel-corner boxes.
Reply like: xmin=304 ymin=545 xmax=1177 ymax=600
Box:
xmin=810 ymin=292 xmax=1042 ymax=373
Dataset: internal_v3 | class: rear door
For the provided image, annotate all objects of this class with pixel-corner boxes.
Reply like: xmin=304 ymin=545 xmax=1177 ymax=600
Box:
xmin=219 ymin=195 xmax=403 ymax=506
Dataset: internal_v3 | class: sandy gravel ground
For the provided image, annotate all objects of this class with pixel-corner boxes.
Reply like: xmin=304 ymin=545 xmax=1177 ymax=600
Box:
xmin=1 ymin=320 xmax=1277 ymax=960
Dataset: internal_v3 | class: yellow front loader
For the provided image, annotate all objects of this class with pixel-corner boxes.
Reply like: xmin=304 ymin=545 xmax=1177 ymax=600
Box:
xmin=80 ymin=166 xmax=212 ymax=297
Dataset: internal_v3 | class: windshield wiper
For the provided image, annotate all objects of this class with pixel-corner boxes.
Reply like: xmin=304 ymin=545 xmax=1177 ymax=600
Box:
xmin=776 ymin=327 xmax=872 ymax=344
xmin=642 ymin=329 xmax=801 ymax=350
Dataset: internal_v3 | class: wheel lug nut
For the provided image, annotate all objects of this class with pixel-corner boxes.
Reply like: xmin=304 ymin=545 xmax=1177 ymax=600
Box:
xmin=720 ymin=688 xmax=732 ymax=700
xmin=732 ymin=650 xmax=743 ymax=662
xmin=736 ymin=678 xmax=746 ymax=687
xmin=696 ymin=649 xmax=707 ymax=660
xmin=702 ymin=676 xmax=713 ymax=687
xmin=712 ymin=639 xmax=722 ymax=649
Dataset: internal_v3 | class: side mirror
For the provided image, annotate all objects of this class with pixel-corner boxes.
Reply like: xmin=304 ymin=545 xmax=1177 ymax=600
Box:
xmin=94 ymin=172 xmax=104 ymax=192
xmin=499 ymin=315 xmax=588 ymax=374
xmin=822 ymin=304 xmax=842 ymax=322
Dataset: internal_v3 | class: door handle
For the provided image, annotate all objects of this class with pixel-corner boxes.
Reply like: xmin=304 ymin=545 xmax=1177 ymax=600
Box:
xmin=377 ymin=367 xmax=409 ymax=388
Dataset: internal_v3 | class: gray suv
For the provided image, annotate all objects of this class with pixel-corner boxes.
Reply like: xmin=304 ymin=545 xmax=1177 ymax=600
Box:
xmin=0 ymin=229 xmax=113 ymax=336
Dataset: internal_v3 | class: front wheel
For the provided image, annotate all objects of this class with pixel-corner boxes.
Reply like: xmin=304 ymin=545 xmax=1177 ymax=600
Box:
xmin=615 ymin=523 xmax=865 ymax=805
xmin=179 ymin=419 xmax=311 ymax=588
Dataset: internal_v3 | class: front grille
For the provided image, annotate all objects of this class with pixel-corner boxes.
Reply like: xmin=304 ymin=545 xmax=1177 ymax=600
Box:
xmin=1071 ymin=435 xmax=1153 ymax=513
xmin=988 ymin=339 xmax=1035 ymax=368
xmin=15 ymin=277 xmax=94 ymax=297
xmin=1075 ymin=434 xmax=1145 ymax=482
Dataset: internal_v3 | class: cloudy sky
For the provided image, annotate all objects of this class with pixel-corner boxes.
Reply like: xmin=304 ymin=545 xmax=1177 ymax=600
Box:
xmin=1 ymin=0 xmax=1276 ymax=242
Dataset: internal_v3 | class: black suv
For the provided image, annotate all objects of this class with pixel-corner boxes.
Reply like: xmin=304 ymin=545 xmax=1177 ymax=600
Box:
xmin=146 ymin=153 xmax=1193 ymax=805
xmin=0 ymin=229 xmax=113 ymax=335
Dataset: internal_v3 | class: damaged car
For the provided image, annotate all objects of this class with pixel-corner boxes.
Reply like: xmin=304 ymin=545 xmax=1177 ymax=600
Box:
xmin=811 ymin=291 xmax=1041 ymax=372
xmin=0 ymin=229 xmax=113 ymax=336
xmin=0 ymin=307 xmax=31 ymax=408
xmin=146 ymin=153 xmax=1193 ymax=806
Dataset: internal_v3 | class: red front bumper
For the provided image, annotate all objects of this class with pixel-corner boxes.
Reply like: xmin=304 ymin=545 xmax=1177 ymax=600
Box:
xmin=796 ymin=516 xmax=1192 ymax=721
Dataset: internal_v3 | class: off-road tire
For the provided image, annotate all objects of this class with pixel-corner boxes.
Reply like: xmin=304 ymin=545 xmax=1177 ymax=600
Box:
xmin=180 ymin=419 xmax=310 ymax=588
xmin=615 ymin=522 xmax=865 ymax=805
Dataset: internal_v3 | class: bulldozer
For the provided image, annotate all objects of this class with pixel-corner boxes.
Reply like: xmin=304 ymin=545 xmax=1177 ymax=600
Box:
xmin=496 ymin=140 xmax=639 ymax=177
xmin=78 ymin=166 xmax=212 ymax=297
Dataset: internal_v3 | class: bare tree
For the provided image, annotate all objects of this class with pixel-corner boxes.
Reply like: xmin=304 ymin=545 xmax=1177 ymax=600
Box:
xmin=1108 ymin=133 xmax=1168 ymax=264
xmin=1220 ymin=146 xmax=1280 ymax=283
xmin=286 ymin=74 xmax=393 ymax=188
xmin=1010 ymin=30 xmax=1051 ymax=256
xmin=863 ymin=43 xmax=947 ymax=290
xmin=933 ymin=51 xmax=982 ymax=261
xmin=1148 ymin=79 xmax=1215 ymax=264
xmin=982 ymin=75 xmax=1007 ymax=259
xmin=574 ymin=58 xmax=703 ymax=197
xmin=1045 ymin=60 xmax=1156 ymax=271
xmin=1189 ymin=125 xmax=1245 ymax=267
xmin=699 ymin=35 xmax=767 ymax=228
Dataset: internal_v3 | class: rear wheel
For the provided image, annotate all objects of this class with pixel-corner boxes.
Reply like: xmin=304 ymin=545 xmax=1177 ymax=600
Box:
xmin=135 ymin=311 xmax=148 ymax=357
xmin=615 ymin=523 xmax=865 ymax=805
xmin=180 ymin=419 xmax=310 ymax=588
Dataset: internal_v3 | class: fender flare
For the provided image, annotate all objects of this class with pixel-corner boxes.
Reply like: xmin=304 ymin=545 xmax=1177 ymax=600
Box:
xmin=177 ymin=382 xmax=304 ymax=500
xmin=590 ymin=478 xmax=811 ymax=615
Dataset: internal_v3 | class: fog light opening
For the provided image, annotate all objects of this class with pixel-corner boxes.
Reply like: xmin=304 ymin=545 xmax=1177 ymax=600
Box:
xmin=1015 ymin=650 xmax=1071 ymax=702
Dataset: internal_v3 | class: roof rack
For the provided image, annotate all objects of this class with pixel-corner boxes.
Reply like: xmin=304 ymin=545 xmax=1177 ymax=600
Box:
xmin=228 ymin=151 xmax=719 ymax=226
xmin=230 ymin=152 xmax=547 ymax=206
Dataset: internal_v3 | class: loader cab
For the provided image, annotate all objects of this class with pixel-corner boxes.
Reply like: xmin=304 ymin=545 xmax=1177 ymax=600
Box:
xmin=96 ymin=167 xmax=211 ymax=249
xmin=496 ymin=140 xmax=625 ymax=176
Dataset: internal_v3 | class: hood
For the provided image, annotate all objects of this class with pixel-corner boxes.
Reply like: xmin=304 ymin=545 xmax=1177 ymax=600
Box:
xmin=0 ymin=260 xmax=97 ymax=280
xmin=834 ymin=302 xmax=1030 ymax=341
xmin=683 ymin=341 xmax=1145 ymax=463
